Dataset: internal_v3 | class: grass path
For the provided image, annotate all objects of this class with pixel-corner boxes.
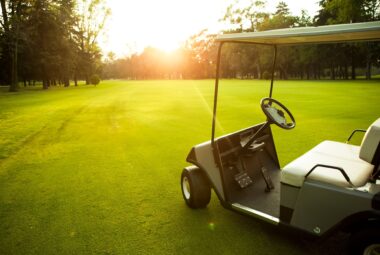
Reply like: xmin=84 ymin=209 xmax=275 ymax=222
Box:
xmin=0 ymin=80 xmax=379 ymax=254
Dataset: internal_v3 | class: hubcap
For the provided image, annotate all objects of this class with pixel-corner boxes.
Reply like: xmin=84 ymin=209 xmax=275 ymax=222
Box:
xmin=364 ymin=244 xmax=380 ymax=255
xmin=182 ymin=176 xmax=191 ymax=200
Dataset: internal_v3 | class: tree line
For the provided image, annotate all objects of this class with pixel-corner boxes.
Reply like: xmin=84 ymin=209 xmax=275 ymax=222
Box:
xmin=1 ymin=0 xmax=380 ymax=91
xmin=0 ymin=0 xmax=109 ymax=91
xmin=103 ymin=0 xmax=380 ymax=81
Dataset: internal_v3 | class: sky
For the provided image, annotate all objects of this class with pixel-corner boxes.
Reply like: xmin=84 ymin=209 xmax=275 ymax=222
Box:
xmin=99 ymin=0 xmax=320 ymax=57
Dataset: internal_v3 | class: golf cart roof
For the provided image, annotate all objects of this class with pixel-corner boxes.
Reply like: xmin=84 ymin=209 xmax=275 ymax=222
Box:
xmin=216 ymin=21 xmax=380 ymax=45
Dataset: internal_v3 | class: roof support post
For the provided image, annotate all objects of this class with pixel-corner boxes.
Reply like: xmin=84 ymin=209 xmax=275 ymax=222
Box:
xmin=211 ymin=42 xmax=224 ymax=146
xmin=269 ymin=45 xmax=277 ymax=98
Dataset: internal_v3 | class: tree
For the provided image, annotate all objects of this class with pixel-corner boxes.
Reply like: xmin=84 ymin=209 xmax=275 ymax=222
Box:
xmin=261 ymin=2 xmax=297 ymax=30
xmin=363 ymin=0 xmax=380 ymax=20
xmin=25 ymin=0 xmax=77 ymax=89
xmin=222 ymin=0 xmax=268 ymax=32
xmin=74 ymin=0 xmax=110 ymax=84
xmin=315 ymin=0 xmax=378 ymax=24
xmin=0 ymin=0 xmax=83 ymax=90
xmin=260 ymin=2 xmax=298 ymax=79
xmin=181 ymin=30 xmax=217 ymax=78
xmin=297 ymin=10 xmax=313 ymax=27
xmin=0 ymin=0 xmax=26 ymax=91
xmin=315 ymin=0 xmax=380 ymax=79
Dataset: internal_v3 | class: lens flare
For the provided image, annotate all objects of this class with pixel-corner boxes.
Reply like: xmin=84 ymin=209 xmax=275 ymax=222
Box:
xmin=208 ymin=222 xmax=215 ymax=231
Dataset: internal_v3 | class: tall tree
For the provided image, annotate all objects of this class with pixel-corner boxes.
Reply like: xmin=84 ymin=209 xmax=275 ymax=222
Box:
xmin=1 ymin=0 xmax=81 ymax=89
xmin=320 ymin=0 xmax=380 ymax=79
xmin=222 ymin=0 xmax=268 ymax=32
xmin=0 ymin=0 xmax=25 ymax=91
xmin=74 ymin=0 xmax=110 ymax=84
xmin=261 ymin=1 xmax=297 ymax=30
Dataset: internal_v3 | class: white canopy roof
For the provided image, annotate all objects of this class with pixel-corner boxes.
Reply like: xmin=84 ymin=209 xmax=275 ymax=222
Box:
xmin=216 ymin=21 xmax=380 ymax=45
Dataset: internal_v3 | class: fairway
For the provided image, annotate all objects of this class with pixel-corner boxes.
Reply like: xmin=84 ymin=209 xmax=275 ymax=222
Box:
xmin=0 ymin=80 xmax=379 ymax=254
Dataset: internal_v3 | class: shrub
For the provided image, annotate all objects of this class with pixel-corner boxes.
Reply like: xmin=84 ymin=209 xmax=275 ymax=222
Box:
xmin=262 ymin=71 xmax=270 ymax=80
xmin=90 ymin=74 xmax=100 ymax=85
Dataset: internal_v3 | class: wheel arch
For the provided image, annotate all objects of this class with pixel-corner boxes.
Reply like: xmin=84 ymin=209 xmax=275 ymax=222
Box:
xmin=183 ymin=164 xmax=226 ymax=204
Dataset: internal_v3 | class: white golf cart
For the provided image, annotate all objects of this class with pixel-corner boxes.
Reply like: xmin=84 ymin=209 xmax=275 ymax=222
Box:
xmin=180 ymin=21 xmax=380 ymax=254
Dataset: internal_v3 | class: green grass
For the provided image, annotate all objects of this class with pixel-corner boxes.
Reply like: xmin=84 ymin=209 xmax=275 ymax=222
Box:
xmin=0 ymin=80 xmax=379 ymax=254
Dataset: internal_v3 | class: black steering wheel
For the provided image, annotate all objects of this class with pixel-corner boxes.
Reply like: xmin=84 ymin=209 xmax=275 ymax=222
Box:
xmin=261 ymin=97 xmax=295 ymax=130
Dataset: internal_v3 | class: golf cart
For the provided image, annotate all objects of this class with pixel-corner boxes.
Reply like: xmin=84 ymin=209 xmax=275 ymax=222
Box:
xmin=180 ymin=21 xmax=380 ymax=254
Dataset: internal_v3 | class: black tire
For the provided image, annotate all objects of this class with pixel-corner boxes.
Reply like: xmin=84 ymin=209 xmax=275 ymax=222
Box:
xmin=181 ymin=167 xmax=211 ymax=208
xmin=349 ymin=228 xmax=380 ymax=255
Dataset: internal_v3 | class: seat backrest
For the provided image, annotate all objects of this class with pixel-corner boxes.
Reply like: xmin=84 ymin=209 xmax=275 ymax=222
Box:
xmin=360 ymin=118 xmax=380 ymax=164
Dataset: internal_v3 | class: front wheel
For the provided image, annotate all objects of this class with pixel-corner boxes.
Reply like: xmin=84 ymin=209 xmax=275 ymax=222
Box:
xmin=349 ymin=228 xmax=380 ymax=255
xmin=181 ymin=167 xmax=211 ymax=208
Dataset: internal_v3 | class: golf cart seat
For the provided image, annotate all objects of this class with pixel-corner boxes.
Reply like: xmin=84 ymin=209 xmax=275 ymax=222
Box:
xmin=281 ymin=118 xmax=380 ymax=188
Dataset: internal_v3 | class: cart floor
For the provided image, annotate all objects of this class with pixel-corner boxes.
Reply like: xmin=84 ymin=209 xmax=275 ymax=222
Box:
xmin=230 ymin=165 xmax=281 ymax=218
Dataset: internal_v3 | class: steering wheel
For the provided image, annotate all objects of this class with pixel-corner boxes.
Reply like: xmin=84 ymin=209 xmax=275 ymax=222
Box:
xmin=261 ymin=97 xmax=296 ymax=130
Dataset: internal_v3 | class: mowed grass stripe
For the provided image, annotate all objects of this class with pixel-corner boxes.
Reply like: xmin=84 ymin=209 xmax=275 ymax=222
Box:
xmin=0 ymin=80 xmax=379 ymax=254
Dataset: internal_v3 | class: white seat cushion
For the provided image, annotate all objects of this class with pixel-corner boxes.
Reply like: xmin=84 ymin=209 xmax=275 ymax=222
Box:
xmin=360 ymin=118 xmax=380 ymax=163
xmin=282 ymin=141 xmax=374 ymax=188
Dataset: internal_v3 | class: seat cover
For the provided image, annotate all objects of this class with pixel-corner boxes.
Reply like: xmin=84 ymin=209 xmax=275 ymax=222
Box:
xmin=282 ymin=141 xmax=374 ymax=187
xmin=360 ymin=118 xmax=380 ymax=163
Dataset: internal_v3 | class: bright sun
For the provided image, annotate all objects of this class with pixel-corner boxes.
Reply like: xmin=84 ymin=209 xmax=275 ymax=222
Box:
xmin=100 ymin=0 xmax=319 ymax=57
xmin=101 ymin=0 xmax=228 ymax=56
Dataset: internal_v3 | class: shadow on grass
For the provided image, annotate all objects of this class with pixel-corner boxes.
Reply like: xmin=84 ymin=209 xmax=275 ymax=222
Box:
xmin=176 ymin=198 xmax=350 ymax=255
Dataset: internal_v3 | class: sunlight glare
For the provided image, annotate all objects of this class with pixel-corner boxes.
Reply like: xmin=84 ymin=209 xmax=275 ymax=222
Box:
xmin=103 ymin=0 xmax=229 ymax=56
xmin=101 ymin=0 xmax=319 ymax=57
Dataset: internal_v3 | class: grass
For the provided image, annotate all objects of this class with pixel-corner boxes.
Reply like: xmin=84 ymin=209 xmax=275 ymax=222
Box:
xmin=0 ymin=79 xmax=379 ymax=254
